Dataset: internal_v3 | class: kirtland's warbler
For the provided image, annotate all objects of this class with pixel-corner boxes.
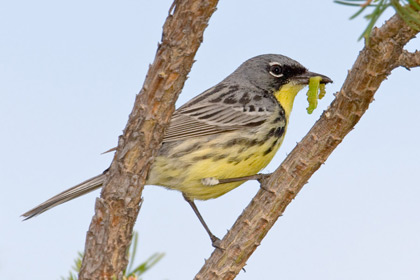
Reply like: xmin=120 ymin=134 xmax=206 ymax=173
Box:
xmin=23 ymin=54 xmax=332 ymax=245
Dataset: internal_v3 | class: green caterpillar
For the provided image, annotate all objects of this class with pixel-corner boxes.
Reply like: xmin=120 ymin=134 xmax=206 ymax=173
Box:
xmin=306 ymin=76 xmax=326 ymax=114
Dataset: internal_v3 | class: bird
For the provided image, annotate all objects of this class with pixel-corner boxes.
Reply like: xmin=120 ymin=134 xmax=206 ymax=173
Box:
xmin=22 ymin=54 xmax=332 ymax=246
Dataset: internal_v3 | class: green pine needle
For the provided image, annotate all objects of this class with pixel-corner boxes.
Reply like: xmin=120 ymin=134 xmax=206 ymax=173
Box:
xmin=335 ymin=0 xmax=420 ymax=41
xmin=61 ymin=231 xmax=164 ymax=280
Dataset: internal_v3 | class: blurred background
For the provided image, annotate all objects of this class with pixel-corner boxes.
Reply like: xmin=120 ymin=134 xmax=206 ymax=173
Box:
xmin=1 ymin=0 xmax=419 ymax=279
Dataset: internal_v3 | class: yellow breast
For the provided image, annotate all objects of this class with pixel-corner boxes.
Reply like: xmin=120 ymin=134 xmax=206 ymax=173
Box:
xmin=147 ymin=110 xmax=287 ymax=200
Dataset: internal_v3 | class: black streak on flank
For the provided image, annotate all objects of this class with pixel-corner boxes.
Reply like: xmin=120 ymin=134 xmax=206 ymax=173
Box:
xmin=192 ymin=154 xmax=215 ymax=161
xmin=249 ymin=105 xmax=255 ymax=112
xmin=172 ymin=142 xmax=202 ymax=158
xmin=224 ymin=137 xmax=259 ymax=148
xmin=223 ymin=134 xmax=267 ymax=150
xmin=263 ymin=146 xmax=273 ymax=156
xmin=277 ymin=107 xmax=286 ymax=118
xmin=275 ymin=127 xmax=285 ymax=138
xmin=248 ymin=139 xmax=259 ymax=147
xmin=272 ymin=117 xmax=282 ymax=124
xmin=212 ymin=154 xmax=229 ymax=161
xmin=280 ymin=109 xmax=285 ymax=117
xmin=264 ymin=136 xmax=281 ymax=156
xmin=271 ymin=139 xmax=279 ymax=147
xmin=253 ymin=95 xmax=262 ymax=101
xmin=264 ymin=126 xmax=285 ymax=141
xmin=264 ymin=128 xmax=276 ymax=141
xmin=224 ymin=138 xmax=248 ymax=147
xmin=227 ymin=157 xmax=241 ymax=165
xmin=244 ymin=154 xmax=253 ymax=161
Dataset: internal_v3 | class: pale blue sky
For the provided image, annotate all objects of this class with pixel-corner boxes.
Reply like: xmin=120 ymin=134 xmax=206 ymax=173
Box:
xmin=1 ymin=1 xmax=419 ymax=279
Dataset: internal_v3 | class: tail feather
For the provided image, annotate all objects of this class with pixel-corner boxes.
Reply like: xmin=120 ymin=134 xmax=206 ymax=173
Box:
xmin=22 ymin=173 xmax=106 ymax=220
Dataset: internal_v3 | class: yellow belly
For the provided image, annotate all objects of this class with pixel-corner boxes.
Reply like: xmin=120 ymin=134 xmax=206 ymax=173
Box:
xmin=147 ymin=126 xmax=285 ymax=200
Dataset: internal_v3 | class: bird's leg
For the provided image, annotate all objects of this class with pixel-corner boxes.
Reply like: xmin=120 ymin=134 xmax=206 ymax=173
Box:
xmin=201 ymin=173 xmax=270 ymax=186
xmin=182 ymin=194 xmax=222 ymax=248
xmin=217 ymin=173 xmax=270 ymax=184
xmin=201 ymin=173 xmax=272 ymax=192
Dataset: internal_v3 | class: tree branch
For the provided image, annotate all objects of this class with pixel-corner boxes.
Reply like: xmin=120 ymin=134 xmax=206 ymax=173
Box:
xmin=195 ymin=13 xmax=419 ymax=280
xmin=397 ymin=49 xmax=420 ymax=69
xmin=78 ymin=1 xmax=219 ymax=279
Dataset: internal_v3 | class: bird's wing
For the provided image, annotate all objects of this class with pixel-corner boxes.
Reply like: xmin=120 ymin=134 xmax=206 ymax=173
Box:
xmin=163 ymin=85 xmax=273 ymax=142
xmin=102 ymin=84 xmax=275 ymax=152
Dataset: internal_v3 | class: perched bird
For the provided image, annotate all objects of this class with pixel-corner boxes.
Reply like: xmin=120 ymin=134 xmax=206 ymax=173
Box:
xmin=22 ymin=54 xmax=332 ymax=245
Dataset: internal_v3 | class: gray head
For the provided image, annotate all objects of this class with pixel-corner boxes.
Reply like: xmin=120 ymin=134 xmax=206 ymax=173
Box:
xmin=224 ymin=54 xmax=332 ymax=91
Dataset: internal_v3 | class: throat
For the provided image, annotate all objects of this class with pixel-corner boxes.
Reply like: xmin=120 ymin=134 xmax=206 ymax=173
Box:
xmin=274 ymin=84 xmax=305 ymax=119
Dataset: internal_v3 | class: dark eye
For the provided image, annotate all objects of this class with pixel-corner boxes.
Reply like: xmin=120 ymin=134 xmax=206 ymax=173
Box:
xmin=269 ymin=64 xmax=283 ymax=77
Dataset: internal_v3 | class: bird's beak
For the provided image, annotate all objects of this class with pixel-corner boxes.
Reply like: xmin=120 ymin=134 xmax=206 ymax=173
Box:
xmin=291 ymin=71 xmax=333 ymax=85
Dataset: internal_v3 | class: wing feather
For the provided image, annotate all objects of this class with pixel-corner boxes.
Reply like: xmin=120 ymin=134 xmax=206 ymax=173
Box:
xmin=163 ymin=93 xmax=272 ymax=142
xmin=104 ymin=83 xmax=277 ymax=147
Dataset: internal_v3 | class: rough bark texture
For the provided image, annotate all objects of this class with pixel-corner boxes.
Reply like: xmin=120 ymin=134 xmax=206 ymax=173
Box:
xmin=195 ymin=13 xmax=419 ymax=280
xmin=78 ymin=1 xmax=219 ymax=279
xmin=398 ymin=49 xmax=420 ymax=68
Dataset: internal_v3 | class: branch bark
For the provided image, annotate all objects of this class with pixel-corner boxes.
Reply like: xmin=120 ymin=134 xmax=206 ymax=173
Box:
xmin=78 ymin=1 xmax=218 ymax=279
xmin=195 ymin=13 xmax=419 ymax=280
xmin=398 ymin=49 xmax=420 ymax=69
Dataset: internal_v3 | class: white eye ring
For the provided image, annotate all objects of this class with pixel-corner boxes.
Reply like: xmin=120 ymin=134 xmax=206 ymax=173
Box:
xmin=269 ymin=62 xmax=283 ymax=78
